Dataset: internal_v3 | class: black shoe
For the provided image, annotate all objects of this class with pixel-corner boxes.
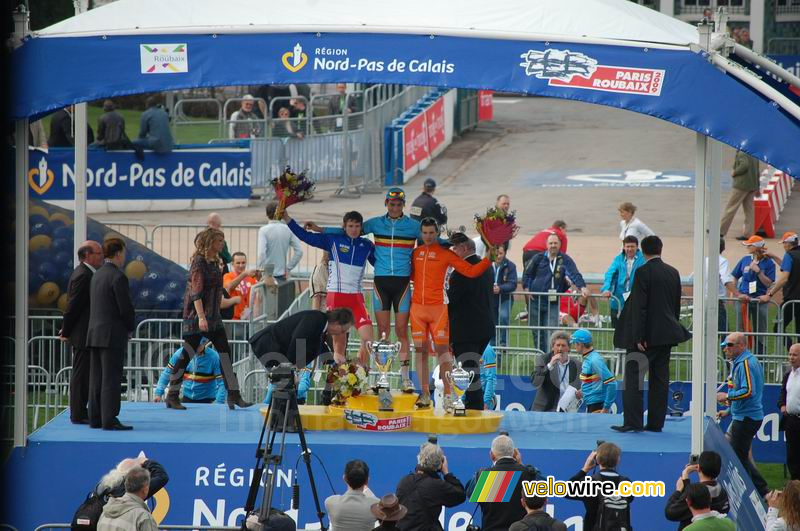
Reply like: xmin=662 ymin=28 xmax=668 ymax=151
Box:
xmin=297 ymin=398 xmax=306 ymax=405
xmin=644 ymin=426 xmax=662 ymax=432
xmin=89 ymin=423 xmax=102 ymax=429
xmin=71 ymin=418 xmax=90 ymax=425
xmin=103 ymin=422 xmax=133 ymax=431
xmin=611 ymin=425 xmax=643 ymax=433
xmin=735 ymin=235 xmax=748 ymax=241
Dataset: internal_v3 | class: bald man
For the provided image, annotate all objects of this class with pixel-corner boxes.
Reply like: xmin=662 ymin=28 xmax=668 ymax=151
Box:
xmin=207 ymin=212 xmax=232 ymax=266
xmin=60 ymin=240 xmax=103 ymax=424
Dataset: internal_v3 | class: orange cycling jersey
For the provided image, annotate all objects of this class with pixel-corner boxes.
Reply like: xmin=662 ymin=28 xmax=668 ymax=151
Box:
xmin=410 ymin=243 xmax=491 ymax=305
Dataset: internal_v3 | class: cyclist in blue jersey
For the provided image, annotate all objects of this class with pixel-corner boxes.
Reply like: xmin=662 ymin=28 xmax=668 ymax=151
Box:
xmin=307 ymin=187 xmax=420 ymax=392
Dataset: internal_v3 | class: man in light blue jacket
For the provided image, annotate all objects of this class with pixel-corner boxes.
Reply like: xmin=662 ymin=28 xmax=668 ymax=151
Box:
xmin=601 ymin=235 xmax=645 ymax=327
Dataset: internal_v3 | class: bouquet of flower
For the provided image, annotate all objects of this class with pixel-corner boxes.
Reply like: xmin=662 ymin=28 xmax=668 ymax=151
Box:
xmin=270 ymin=166 xmax=315 ymax=219
xmin=475 ymin=207 xmax=519 ymax=247
xmin=326 ymin=361 xmax=369 ymax=406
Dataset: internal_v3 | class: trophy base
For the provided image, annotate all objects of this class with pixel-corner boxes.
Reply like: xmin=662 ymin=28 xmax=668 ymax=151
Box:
xmin=378 ymin=388 xmax=394 ymax=412
xmin=452 ymin=407 xmax=467 ymax=417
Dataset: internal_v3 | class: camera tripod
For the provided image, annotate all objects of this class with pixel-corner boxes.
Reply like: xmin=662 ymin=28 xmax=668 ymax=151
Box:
xmin=242 ymin=364 xmax=327 ymax=530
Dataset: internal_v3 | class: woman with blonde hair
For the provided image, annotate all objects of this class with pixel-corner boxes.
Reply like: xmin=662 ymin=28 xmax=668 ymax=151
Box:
xmin=767 ymin=480 xmax=800 ymax=531
xmin=165 ymin=228 xmax=252 ymax=410
xmin=618 ymin=201 xmax=655 ymax=242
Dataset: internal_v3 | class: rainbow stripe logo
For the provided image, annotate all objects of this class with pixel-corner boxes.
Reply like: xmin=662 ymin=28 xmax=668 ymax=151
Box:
xmin=469 ymin=471 xmax=522 ymax=503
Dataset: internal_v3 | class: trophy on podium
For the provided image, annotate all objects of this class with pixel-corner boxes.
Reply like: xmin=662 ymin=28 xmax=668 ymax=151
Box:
xmin=368 ymin=337 xmax=401 ymax=411
xmin=445 ymin=362 xmax=475 ymax=417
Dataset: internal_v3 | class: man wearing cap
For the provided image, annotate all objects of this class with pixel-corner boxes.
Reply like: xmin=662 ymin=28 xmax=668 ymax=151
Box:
xmin=409 ymin=178 xmax=448 ymax=227
xmin=762 ymin=232 xmax=800 ymax=349
xmin=720 ymin=150 xmax=760 ymax=241
xmin=571 ymin=329 xmax=616 ymax=413
xmin=229 ymin=95 xmax=262 ymax=139
xmin=729 ymin=235 xmax=775 ymax=355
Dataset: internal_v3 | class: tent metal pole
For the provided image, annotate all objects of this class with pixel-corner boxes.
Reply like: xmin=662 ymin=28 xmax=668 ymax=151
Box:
xmin=13 ymin=5 xmax=30 ymax=449
xmin=73 ymin=1 xmax=88 ymax=253
xmin=732 ymin=42 xmax=800 ymax=91
xmin=705 ymin=140 xmax=722 ymax=417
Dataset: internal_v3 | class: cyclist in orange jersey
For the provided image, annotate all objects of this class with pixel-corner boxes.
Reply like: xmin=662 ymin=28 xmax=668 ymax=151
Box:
xmin=410 ymin=218 xmax=495 ymax=410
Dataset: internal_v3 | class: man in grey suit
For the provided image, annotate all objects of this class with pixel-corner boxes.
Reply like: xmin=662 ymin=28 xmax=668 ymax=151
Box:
xmin=59 ymin=240 xmax=103 ymax=424
xmin=87 ymin=237 xmax=136 ymax=430
xmin=324 ymin=459 xmax=378 ymax=531
xmin=531 ymin=330 xmax=581 ymax=412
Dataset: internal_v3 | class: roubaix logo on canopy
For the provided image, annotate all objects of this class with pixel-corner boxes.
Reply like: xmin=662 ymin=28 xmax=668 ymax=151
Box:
xmin=281 ymin=42 xmax=455 ymax=74
xmin=520 ymin=48 xmax=665 ymax=96
xmin=140 ymin=44 xmax=188 ymax=74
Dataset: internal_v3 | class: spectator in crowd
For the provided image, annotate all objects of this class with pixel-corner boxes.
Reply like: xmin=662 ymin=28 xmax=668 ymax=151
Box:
xmin=702 ymin=7 xmax=713 ymax=20
xmin=48 ymin=105 xmax=95 ymax=147
xmin=738 ymin=28 xmax=754 ymax=49
xmin=465 ymin=435 xmax=541 ymax=531
xmin=618 ymin=202 xmax=654 ymax=242
xmin=566 ymin=442 xmax=633 ymax=531
xmin=97 ymin=466 xmax=158 ymax=531
xmin=665 ymin=451 xmax=730 ymax=530
xmin=559 ymin=283 xmax=599 ymax=328
xmin=229 ymin=94 xmax=262 ymax=139
xmin=764 ymin=232 xmax=800 ymax=350
xmin=94 ymin=454 xmax=168 ymax=502
xmin=448 ymin=233 xmax=494 ymax=411
xmin=480 ymin=343 xmax=497 ymax=410
xmin=778 ymin=343 xmax=800 ymax=480
xmin=683 ymin=483 xmax=734 ymax=531
xmin=522 ymin=220 xmax=568 ymax=269
xmin=272 ymin=106 xmax=304 ymax=139
xmin=255 ymin=84 xmax=292 ymax=118
xmin=87 ymin=237 xmax=136 ymax=430
xmin=509 ymin=495 xmax=567 ymax=531
xmin=409 ymin=178 xmax=448 ymax=227
xmin=720 ymin=150 xmax=760 ymax=240
xmin=328 ymin=83 xmax=358 ymax=131
xmin=94 ymin=99 xmax=131 ymax=150
xmin=325 ymin=459 xmax=379 ymax=531
xmin=614 ymin=235 xmax=690 ymax=433
xmin=496 ymin=194 xmax=511 ymax=213
xmin=205 ymin=213 xmax=233 ymax=268
xmin=766 ymin=480 xmax=800 ymax=531
xmin=396 ymin=443 xmax=466 ymax=530
xmin=256 ymin=201 xmax=304 ymax=281
xmin=572 ymin=329 xmax=616 ymax=413
xmin=290 ymin=97 xmax=309 ymax=135
xmin=310 ymin=252 xmax=329 ymax=310
xmin=601 ymin=235 xmax=645 ymax=328
xmin=223 ymin=252 xmax=262 ymax=321
xmin=132 ymin=96 xmax=173 ymax=154
xmin=29 ymin=119 xmax=48 ymax=149
xmin=371 ymin=494 xmax=407 ymax=531
xmin=59 ymin=240 xmax=103 ymax=425
xmin=716 ymin=332 xmax=769 ymax=497
xmin=153 ymin=338 xmax=226 ymax=404
xmin=522 ymin=233 xmax=588 ymax=353
xmin=490 ymin=243 xmax=517 ymax=347
xmin=531 ymin=330 xmax=581 ymax=412
xmin=689 ymin=238 xmax=735 ymax=333
xmin=729 ymin=235 xmax=775 ymax=355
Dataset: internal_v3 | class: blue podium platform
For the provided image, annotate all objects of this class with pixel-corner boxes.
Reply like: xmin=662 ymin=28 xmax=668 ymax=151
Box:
xmin=4 ymin=403 xmax=692 ymax=530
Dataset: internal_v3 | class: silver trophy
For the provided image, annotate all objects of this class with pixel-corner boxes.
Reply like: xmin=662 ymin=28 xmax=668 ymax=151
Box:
xmin=445 ymin=362 xmax=475 ymax=417
xmin=368 ymin=338 xmax=401 ymax=411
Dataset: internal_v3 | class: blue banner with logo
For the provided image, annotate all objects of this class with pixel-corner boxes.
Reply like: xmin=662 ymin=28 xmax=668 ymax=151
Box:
xmin=25 ymin=148 xmax=251 ymax=200
xmin=11 ymin=33 xmax=800 ymax=177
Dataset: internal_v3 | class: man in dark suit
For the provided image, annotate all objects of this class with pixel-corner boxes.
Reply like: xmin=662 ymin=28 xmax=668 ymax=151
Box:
xmin=531 ymin=330 xmax=581 ymax=411
xmin=613 ymin=235 xmax=691 ymax=432
xmin=447 ymin=233 xmax=494 ymax=411
xmin=48 ymin=106 xmax=94 ymax=147
xmin=59 ymin=240 xmax=103 ymax=424
xmin=778 ymin=342 xmax=800 ymax=480
xmin=465 ymin=435 xmax=540 ymax=531
xmin=86 ymin=237 xmax=136 ymax=430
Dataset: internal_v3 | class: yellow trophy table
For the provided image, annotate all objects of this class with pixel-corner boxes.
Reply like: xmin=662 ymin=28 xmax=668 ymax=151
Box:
xmin=260 ymin=392 xmax=503 ymax=434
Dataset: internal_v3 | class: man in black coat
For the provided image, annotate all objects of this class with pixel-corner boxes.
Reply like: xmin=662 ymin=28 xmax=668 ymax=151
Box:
xmin=409 ymin=178 xmax=448 ymax=227
xmin=612 ymin=235 xmax=691 ymax=433
xmin=86 ymin=238 xmax=136 ymax=430
xmin=249 ymin=308 xmax=353 ymax=369
xmin=465 ymin=435 xmax=541 ymax=531
xmin=48 ymin=106 xmax=94 ymax=147
xmin=59 ymin=240 xmax=103 ymax=424
xmin=531 ymin=330 xmax=581 ymax=412
xmin=447 ymin=233 xmax=494 ymax=411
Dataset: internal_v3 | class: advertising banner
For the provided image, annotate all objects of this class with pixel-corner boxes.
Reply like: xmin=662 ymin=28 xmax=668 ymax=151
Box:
xmin=426 ymin=97 xmax=446 ymax=155
xmin=402 ymin=111 xmax=430 ymax=176
xmin=478 ymin=90 xmax=494 ymax=121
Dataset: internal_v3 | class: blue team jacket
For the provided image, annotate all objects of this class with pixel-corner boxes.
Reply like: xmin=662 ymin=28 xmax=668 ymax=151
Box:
xmin=480 ymin=343 xmax=498 ymax=409
xmin=579 ymin=350 xmax=617 ymax=409
xmin=726 ymin=349 xmax=764 ymax=421
xmin=155 ymin=347 xmax=226 ymax=403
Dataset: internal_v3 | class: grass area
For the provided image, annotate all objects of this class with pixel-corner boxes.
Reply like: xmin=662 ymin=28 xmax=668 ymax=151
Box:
xmin=758 ymin=462 xmax=791 ymax=491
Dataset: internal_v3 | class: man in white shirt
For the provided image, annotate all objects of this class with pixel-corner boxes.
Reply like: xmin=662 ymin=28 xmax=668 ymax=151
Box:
xmin=256 ymin=201 xmax=303 ymax=280
xmin=779 ymin=342 xmax=800 ymax=480
xmin=325 ymin=459 xmax=379 ymax=531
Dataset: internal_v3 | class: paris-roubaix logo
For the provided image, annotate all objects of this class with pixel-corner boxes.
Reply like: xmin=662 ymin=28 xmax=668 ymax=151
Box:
xmin=519 ymin=48 xmax=665 ymax=96
xmin=566 ymin=169 xmax=691 ymax=186
xmin=282 ymin=43 xmax=308 ymax=72
xmin=140 ymin=44 xmax=188 ymax=74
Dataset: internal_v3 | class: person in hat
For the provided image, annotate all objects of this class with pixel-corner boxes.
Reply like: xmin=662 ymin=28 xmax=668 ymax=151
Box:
xmin=763 ymin=232 xmax=800 ymax=349
xmin=729 ymin=235 xmax=775 ymax=355
xmin=571 ymin=329 xmax=616 ymax=413
xmin=229 ymin=94 xmax=262 ymax=138
xmin=720 ymin=150 xmax=760 ymax=241
xmin=409 ymin=178 xmax=448 ymax=227
xmin=371 ymin=494 xmax=407 ymax=530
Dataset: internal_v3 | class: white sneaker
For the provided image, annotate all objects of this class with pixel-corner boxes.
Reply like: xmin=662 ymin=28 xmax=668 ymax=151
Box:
xmin=402 ymin=378 xmax=416 ymax=394
xmin=443 ymin=394 xmax=455 ymax=414
xmin=415 ymin=392 xmax=432 ymax=409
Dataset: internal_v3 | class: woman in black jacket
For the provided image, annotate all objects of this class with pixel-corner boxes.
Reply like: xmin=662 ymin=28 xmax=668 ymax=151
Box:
xmin=395 ymin=443 xmax=466 ymax=531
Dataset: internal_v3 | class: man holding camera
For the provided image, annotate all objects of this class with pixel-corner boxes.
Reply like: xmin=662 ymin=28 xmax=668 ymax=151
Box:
xmin=665 ymin=451 xmax=730 ymax=530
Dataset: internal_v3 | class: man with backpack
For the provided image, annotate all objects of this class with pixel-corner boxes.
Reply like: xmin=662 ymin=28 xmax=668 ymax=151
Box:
xmin=566 ymin=442 xmax=633 ymax=531
xmin=97 ymin=466 xmax=158 ymax=530
xmin=509 ymin=495 xmax=567 ymax=531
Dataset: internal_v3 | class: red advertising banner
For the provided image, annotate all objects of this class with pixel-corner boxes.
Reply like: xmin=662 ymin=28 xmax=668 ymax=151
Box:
xmin=478 ymin=90 xmax=494 ymax=121
xmin=425 ymin=97 xmax=445 ymax=153
xmin=403 ymin=111 xmax=430 ymax=171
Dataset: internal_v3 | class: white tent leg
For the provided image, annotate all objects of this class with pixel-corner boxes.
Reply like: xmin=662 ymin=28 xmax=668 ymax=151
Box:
xmin=14 ymin=120 xmax=29 ymax=448
xmin=691 ymin=134 xmax=708 ymax=454
xmin=705 ymin=141 xmax=722 ymax=417
xmin=74 ymin=102 xmax=88 ymax=252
